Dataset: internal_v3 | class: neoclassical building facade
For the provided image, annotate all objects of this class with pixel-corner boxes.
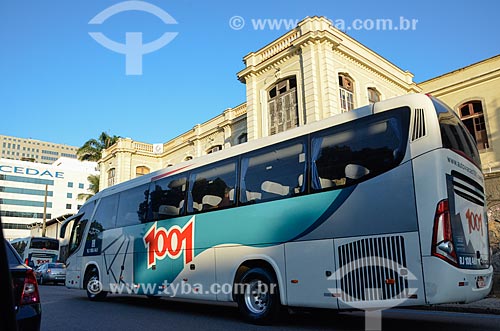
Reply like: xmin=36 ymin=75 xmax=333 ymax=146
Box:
xmin=419 ymin=55 xmax=500 ymax=218
xmin=99 ymin=16 xmax=420 ymax=188
xmin=99 ymin=17 xmax=500 ymax=217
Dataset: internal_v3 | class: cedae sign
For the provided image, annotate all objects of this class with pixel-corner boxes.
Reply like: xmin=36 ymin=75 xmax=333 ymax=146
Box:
xmin=0 ymin=165 xmax=64 ymax=179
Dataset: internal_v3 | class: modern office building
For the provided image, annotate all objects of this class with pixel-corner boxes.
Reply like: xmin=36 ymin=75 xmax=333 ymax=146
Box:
xmin=0 ymin=157 xmax=98 ymax=240
xmin=0 ymin=134 xmax=79 ymax=164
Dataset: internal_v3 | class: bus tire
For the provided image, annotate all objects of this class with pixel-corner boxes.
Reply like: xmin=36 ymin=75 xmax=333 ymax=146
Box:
xmin=85 ymin=267 xmax=108 ymax=301
xmin=236 ymin=267 xmax=281 ymax=324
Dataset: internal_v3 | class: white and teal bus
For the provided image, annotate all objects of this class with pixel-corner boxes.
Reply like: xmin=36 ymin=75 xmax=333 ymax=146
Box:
xmin=10 ymin=236 xmax=60 ymax=268
xmin=62 ymin=94 xmax=492 ymax=323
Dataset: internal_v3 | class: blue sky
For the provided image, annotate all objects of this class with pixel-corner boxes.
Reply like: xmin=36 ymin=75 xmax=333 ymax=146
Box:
xmin=1 ymin=0 xmax=499 ymax=148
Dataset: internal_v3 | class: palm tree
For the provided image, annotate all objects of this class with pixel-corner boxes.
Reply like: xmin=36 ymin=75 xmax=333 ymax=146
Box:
xmin=77 ymin=174 xmax=100 ymax=201
xmin=77 ymin=132 xmax=120 ymax=162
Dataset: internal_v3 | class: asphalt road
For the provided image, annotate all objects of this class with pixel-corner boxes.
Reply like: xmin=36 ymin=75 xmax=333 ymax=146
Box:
xmin=39 ymin=284 xmax=500 ymax=331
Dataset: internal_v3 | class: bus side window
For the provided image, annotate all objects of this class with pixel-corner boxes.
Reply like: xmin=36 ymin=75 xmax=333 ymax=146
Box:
xmin=90 ymin=195 xmax=119 ymax=232
xmin=116 ymin=184 xmax=150 ymax=227
xmin=149 ymin=176 xmax=187 ymax=220
xmin=311 ymin=110 xmax=407 ymax=191
xmin=240 ymin=140 xmax=306 ymax=204
xmin=188 ymin=161 xmax=237 ymax=213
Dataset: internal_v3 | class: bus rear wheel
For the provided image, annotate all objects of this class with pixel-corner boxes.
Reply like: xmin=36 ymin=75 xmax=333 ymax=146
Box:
xmin=85 ymin=267 xmax=108 ymax=301
xmin=236 ymin=267 xmax=281 ymax=324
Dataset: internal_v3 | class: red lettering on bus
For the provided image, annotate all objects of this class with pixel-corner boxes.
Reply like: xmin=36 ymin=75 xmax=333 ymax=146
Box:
xmin=466 ymin=209 xmax=483 ymax=236
xmin=143 ymin=217 xmax=194 ymax=269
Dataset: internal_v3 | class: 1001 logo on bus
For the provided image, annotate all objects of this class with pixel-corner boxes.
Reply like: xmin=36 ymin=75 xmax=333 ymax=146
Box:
xmin=466 ymin=209 xmax=483 ymax=236
xmin=143 ymin=217 xmax=194 ymax=269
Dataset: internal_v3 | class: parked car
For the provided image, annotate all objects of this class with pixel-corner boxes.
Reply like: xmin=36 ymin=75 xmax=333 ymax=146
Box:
xmin=4 ymin=239 xmax=42 ymax=330
xmin=35 ymin=262 xmax=66 ymax=285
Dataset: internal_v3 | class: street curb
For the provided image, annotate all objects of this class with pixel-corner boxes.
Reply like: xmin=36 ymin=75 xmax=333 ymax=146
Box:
xmin=411 ymin=297 xmax=500 ymax=315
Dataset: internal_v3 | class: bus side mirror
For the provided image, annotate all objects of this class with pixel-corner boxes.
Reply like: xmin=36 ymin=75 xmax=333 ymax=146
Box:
xmin=345 ymin=164 xmax=370 ymax=180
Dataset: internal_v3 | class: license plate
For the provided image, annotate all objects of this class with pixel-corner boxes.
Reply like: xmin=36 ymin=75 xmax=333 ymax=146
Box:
xmin=476 ymin=276 xmax=486 ymax=288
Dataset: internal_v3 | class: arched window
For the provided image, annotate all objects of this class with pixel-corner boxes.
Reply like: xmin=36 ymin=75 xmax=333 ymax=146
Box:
xmin=339 ymin=74 xmax=354 ymax=112
xmin=367 ymin=87 xmax=380 ymax=104
xmin=459 ymin=101 xmax=489 ymax=150
xmin=267 ymin=76 xmax=298 ymax=135
xmin=136 ymin=166 xmax=150 ymax=177
xmin=207 ymin=145 xmax=222 ymax=154
xmin=107 ymin=168 xmax=116 ymax=187
xmin=237 ymin=133 xmax=248 ymax=144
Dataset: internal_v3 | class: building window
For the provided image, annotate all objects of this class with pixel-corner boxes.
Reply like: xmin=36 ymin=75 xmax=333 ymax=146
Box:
xmin=78 ymin=183 xmax=84 ymax=189
xmin=339 ymin=74 xmax=354 ymax=112
xmin=267 ymin=76 xmax=299 ymax=135
xmin=68 ymin=182 xmax=73 ymax=188
xmin=367 ymin=87 xmax=381 ymax=104
xmin=67 ymin=193 xmax=72 ymax=199
xmin=184 ymin=156 xmax=193 ymax=161
xmin=108 ymin=168 xmax=116 ymax=187
xmin=136 ymin=166 xmax=150 ymax=177
xmin=207 ymin=145 xmax=222 ymax=154
xmin=77 ymin=205 xmax=82 ymax=209
xmin=66 ymin=204 xmax=72 ymax=209
xmin=237 ymin=133 xmax=248 ymax=144
xmin=458 ymin=101 xmax=489 ymax=150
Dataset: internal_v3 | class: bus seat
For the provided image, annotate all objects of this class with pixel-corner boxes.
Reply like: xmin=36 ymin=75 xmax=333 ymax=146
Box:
xmin=295 ymin=174 xmax=304 ymax=194
xmin=192 ymin=201 xmax=203 ymax=211
xmin=345 ymin=164 xmax=370 ymax=180
xmin=261 ymin=181 xmax=289 ymax=196
xmin=319 ymin=177 xmax=334 ymax=188
xmin=246 ymin=191 xmax=262 ymax=201
xmin=202 ymin=195 xmax=222 ymax=208
xmin=158 ymin=205 xmax=179 ymax=216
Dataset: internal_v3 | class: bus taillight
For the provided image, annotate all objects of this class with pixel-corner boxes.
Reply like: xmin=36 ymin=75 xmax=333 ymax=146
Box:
xmin=432 ymin=199 xmax=458 ymax=266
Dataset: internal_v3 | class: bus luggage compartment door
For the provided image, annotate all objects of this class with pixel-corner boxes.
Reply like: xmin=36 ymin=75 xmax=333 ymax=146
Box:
xmin=285 ymin=239 xmax=339 ymax=309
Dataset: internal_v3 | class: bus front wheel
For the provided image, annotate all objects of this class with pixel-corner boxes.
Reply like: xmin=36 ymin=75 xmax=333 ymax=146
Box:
xmin=236 ymin=267 xmax=281 ymax=324
xmin=85 ymin=267 xmax=108 ymax=301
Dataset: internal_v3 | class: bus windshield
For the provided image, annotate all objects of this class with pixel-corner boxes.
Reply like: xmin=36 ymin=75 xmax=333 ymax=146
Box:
xmin=29 ymin=237 xmax=59 ymax=251
xmin=433 ymin=98 xmax=481 ymax=167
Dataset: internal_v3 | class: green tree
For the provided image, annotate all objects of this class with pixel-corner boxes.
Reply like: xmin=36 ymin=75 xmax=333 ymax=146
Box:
xmin=77 ymin=132 xmax=120 ymax=162
xmin=77 ymin=174 xmax=100 ymax=202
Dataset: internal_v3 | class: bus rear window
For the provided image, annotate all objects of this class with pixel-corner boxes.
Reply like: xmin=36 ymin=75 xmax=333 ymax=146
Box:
xmin=30 ymin=238 xmax=59 ymax=250
xmin=432 ymin=98 xmax=481 ymax=167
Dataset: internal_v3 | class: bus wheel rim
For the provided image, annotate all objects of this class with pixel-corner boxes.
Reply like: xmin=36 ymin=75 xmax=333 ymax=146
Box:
xmin=244 ymin=279 xmax=269 ymax=315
